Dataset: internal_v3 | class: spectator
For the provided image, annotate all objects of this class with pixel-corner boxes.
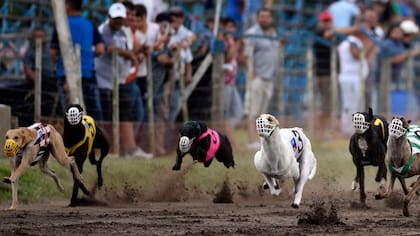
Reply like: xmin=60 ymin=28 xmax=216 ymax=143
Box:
xmin=151 ymin=11 xmax=176 ymax=156
xmin=313 ymin=11 xmax=334 ymax=139
xmin=23 ymin=27 xmax=57 ymax=120
xmin=245 ymin=7 xmax=279 ymax=149
xmin=328 ymin=0 xmax=361 ymax=29
xmin=120 ymin=1 xmax=144 ymax=124
xmin=133 ymin=3 xmax=160 ymax=122
xmin=167 ymin=6 xmax=196 ymax=122
xmin=132 ymin=0 xmax=168 ymax=22
xmin=337 ymin=28 xmax=372 ymax=136
xmin=362 ymin=8 xmax=383 ymax=112
xmin=50 ymin=0 xmax=104 ymax=120
xmin=400 ymin=19 xmax=419 ymax=48
xmin=381 ymin=22 xmax=420 ymax=90
xmin=222 ymin=17 xmax=243 ymax=149
xmin=95 ymin=2 xmax=152 ymax=159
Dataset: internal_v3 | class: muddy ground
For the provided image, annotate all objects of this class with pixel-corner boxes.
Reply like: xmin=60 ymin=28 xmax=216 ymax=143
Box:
xmin=0 ymin=182 xmax=419 ymax=236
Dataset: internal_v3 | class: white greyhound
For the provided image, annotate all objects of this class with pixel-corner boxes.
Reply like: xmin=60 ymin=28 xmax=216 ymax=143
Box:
xmin=254 ymin=114 xmax=317 ymax=208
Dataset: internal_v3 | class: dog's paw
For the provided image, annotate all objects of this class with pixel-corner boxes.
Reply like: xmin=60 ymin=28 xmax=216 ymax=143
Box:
xmin=291 ymin=203 xmax=299 ymax=208
xmin=172 ymin=164 xmax=181 ymax=171
xmin=3 ymin=177 xmax=11 ymax=184
xmin=6 ymin=206 xmax=17 ymax=211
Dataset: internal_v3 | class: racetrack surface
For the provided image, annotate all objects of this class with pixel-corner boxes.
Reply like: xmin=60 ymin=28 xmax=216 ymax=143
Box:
xmin=0 ymin=185 xmax=419 ymax=236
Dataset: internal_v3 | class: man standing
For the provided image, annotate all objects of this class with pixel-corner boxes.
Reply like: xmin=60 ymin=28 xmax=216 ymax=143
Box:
xmin=245 ymin=8 xmax=279 ymax=149
xmin=95 ymin=2 xmax=152 ymax=159
xmin=50 ymin=0 xmax=104 ymax=120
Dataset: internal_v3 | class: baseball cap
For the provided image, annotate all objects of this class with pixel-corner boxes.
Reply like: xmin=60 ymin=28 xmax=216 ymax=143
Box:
xmin=400 ymin=20 xmax=419 ymax=34
xmin=319 ymin=11 xmax=332 ymax=22
xmin=108 ymin=3 xmax=126 ymax=19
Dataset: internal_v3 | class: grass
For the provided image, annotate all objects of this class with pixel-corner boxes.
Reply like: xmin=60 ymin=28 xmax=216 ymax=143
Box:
xmin=0 ymin=129 xmax=414 ymax=206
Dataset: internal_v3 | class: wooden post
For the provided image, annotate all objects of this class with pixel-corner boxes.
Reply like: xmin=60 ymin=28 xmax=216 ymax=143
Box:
xmin=380 ymin=58 xmax=391 ymax=116
xmin=330 ymin=42 xmax=338 ymax=131
xmin=0 ymin=105 xmax=11 ymax=158
xmin=34 ymin=38 xmax=42 ymax=122
xmin=50 ymin=0 xmax=84 ymax=108
xmin=178 ymin=52 xmax=189 ymax=121
xmin=146 ymin=54 xmax=155 ymax=155
xmin=112 ymin=51 xmax=120 ymax=156
xmin=407 ymin=52 xmax=414 ymax=119
xmin=244 ymin=44 xmax=253 ymax=117
xmin=277 ymin=42 xmax=284 ymax=122
xmin=211 ymin=40 xmax=225 ymax=129
xmin=359 ymin=48 xmax=365 ymax=111
xmin=306 ymin=47 xmax=314 ymax=135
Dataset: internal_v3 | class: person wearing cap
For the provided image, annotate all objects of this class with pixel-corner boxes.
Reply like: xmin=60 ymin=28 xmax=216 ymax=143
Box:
xmin=400 ymin=19 xmax=419 ymax=49
xmin=313 ymin=11 xmax=334 ymax=139
xmin=50 ymin=0 xmax=105 ymax=120
xmin=381 ymin=22 xmax=420 ymax=90
xmin=95 ymin=3 xmax=152 ymax=159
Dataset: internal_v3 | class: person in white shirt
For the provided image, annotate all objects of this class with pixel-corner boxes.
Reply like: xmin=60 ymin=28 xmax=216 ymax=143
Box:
xmin=167 ymin=7 xmax=196 ymax=122
xmin=338 ymin=29 xmax=374 ymax=137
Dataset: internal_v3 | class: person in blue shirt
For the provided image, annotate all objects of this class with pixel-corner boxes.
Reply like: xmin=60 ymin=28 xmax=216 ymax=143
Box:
xmin=50 ymin=0 xmax=105 ymax=120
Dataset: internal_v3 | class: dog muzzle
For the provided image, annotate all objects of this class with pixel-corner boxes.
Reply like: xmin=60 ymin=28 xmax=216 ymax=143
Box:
xmin=256 ymin=117 xmax=276 ymax=138
xmin=66 ymin=107 xmax=83 ymax=125
xmin=4 ymin=139 xmax=21 ymax=157
xmin=352 ymin=113 xmax=369 ymax=134
xmin=179 ymin=136 xmax=195 ymax=153
xmin=389 ymin=119 xmax=406 ymax=138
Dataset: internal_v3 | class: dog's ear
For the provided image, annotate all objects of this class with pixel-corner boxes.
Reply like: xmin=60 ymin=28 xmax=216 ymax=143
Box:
xmin=197 ymin=122 xmax=207 ymax=133
xmin=19 ymin=128 xmax=37 ymax=146
xmin=408 ymin=119 xmax=411 ymax=124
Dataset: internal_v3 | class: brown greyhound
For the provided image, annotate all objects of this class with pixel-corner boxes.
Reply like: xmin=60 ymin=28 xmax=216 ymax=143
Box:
xmin=3 ymin=123 xmax=83 ymax=210
xmin=375 ymin=116 xmax=420 ymax=217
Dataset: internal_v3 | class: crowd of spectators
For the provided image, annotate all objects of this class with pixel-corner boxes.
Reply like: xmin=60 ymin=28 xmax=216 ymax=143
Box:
xmin=4 ymin=0 xmax=420 ymax=155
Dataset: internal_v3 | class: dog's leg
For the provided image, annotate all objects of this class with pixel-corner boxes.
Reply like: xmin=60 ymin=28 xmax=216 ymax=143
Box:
xmin=403 ymin=177 xmax=420 ymax=217
xmin=292 ymin=156 xmax=313 ymax=208
xmin=375 ymin=174 xmax=396 ymax=200
xmin=351 ymin=176 xmax=359 ymax=191
xmin=357 ymin=165 xmax=367 ymax=207
xmin=48 ymin=127 xmax=83 ymax=181
xmin=172 ymin=149 xmax=186 ymax=171
xmin=39 ymin=159 xmax=64 ymax=192
xmin=6 ymin=156 xmax=32 ymax=210
xmin=262 ymin=174 xmax=281 ymax=196
xmin=398 ymin=176 xmax=409 ymax=195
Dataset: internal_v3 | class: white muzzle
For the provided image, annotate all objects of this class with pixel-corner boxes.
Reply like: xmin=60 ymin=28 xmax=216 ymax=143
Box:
xmin=389 ymin=119 xmax=406 ymax=138
xmin=256 ymin=117 xmax=276 ymax=138
xmin=352 ymin=113 xmax=369 ymax=134
xmin=179 ymin=136 xmax=195 ymax=153
xmin=66 ymin=107 xmax=83 ymax=125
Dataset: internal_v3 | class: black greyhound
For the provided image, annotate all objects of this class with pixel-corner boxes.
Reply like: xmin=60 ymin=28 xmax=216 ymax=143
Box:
xmin=172 ymin=121 xmax=235 ymax=171
xmin=349 ymin=107 xmax=388 ymax=207
xmin=64 ymin=104 xmax=109 ymax=206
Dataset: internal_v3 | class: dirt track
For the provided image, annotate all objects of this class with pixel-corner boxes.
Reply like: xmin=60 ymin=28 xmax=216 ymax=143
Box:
xmin=1 ymin=188 xmax=419 ymax=236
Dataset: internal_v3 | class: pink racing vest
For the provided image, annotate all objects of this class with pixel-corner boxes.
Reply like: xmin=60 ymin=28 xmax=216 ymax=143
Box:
xmin=197 ymin=128 xmax=220 ymax=163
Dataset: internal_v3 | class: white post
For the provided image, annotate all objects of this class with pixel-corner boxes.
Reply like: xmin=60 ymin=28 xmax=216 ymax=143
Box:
xmin=34 ymin=38 xmax=42 ymax=122
xmin=146 ymin=54 xmax=154 ymax=155
xmin=407 ymin=52 xmax=414 ymax=119
xmin=306 ymin=47 xmax=314 ymax=135
xmin=50 ymin=0 xmax=83 ymax=107
xmin=112 ymin=51 xmax=120 ymax=156
xmin=359 ymin=48 xmax=365 ymax=111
